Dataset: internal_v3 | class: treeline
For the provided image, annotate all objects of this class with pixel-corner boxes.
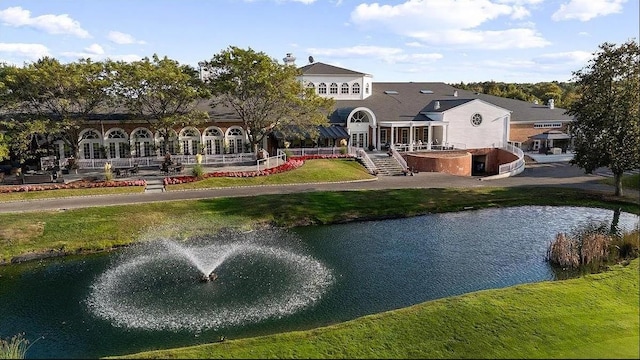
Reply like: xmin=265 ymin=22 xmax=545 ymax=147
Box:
xmin=451 ymin=81 xmax=579 ymax=109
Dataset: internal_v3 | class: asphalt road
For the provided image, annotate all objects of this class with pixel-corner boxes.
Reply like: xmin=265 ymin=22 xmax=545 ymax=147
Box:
xmin=0 ymin=162 xmax=636 ymax=214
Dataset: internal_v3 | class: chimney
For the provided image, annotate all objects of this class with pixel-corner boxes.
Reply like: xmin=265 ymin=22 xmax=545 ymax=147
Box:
xmin=434 ymin=101 xmax=441 ymax=110
xmin=548 ymin=98 xmax=554 ymax=109
xmin=283 ymin=53 xmax=296 ymax=66
xmin=453 ymin=90 xmax=458 ymax=97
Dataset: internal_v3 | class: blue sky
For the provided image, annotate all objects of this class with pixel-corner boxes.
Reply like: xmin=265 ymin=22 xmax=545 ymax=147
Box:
xmin=0 ymin=0 xmax=637 ymax=83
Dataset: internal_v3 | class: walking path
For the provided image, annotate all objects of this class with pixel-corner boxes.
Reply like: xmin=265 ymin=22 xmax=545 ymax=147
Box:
xmin=1 ymin=160 xmax=637 ymax=213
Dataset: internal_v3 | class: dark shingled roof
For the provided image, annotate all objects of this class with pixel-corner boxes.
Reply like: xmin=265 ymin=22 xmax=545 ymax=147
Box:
xmin=329 ymin=82 xmax=575 ymax=124
xmin=299 ymin=62 xmax=369 ymax=76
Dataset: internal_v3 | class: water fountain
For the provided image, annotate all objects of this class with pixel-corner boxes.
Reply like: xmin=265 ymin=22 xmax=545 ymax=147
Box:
xmin=86 ymin=228 xmax=334 ymax=332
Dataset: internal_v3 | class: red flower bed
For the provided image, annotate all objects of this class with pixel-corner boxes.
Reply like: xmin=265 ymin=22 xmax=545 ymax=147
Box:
xmin=163 ymin=154 xmax=355 ymax=185
xmin=0 ymin=179 xmax=147 ymax=194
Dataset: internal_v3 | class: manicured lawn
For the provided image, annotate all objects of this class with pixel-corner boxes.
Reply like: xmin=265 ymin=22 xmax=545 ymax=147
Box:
xmin=0 ymin=186 xmax=637 ymax=264
xmin=600 ymin=173 xmax=640 ymax=191
xmin=0 ymin=185 xmax=144 ymax=202
xmin=116 ymin=259 xmax=639 ymax=359
xmin=166 ymin=159 xmax=375 ymax=190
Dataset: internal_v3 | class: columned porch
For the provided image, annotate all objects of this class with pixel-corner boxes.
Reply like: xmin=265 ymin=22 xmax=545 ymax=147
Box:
xmin=378 ymin=120 xmax=450 ymax=151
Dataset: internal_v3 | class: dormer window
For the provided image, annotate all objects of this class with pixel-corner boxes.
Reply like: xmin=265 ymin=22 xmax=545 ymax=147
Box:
xmin=352 ymin=83 xmax=360 ymax=94
xmin=318 ymin=83 xmax=327 ymax=94
xmin=341 ymin=83 xmax=349 ymax=94
xmin=330 ymin=83 xmax=338 ymax=94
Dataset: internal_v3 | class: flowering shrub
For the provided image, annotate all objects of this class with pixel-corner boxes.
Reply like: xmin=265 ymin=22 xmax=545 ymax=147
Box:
xmin=163 ymin=155 xmax=356 ymax=185
xmin=0 ymin=179 xmax=147 ymax=193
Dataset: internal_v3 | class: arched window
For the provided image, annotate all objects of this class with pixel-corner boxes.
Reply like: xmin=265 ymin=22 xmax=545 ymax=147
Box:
xmin=131 ymin=128 xmax=154 ymax=157
xmin=156 ymin=130 xmax=179 ymax=155
xmin=341 ymin=83 xmax=349 ymax=94
xmin=226 ymin=127 xmax=245 ymax=154
xmin=79 ymin=129 xmax=102 ymax=159
xmin=318 ymin=83 xmax=327 ymax=94
xmin=350 ymin=111 xmax=370 ymax=123
xmin=329 ymin=83 xmax=338 ymax=94
xmin=352 ymin=83 xmax=360 ymax=94
xmin=179 ymin=127 xmax=201 ymax=155
xmin=203 ymin=127 xmax=224 ymax=155
xmin=105 ymin=128 xmax=129 ymax=158
xmin=307 ymin=82 xmax=315 ymax=92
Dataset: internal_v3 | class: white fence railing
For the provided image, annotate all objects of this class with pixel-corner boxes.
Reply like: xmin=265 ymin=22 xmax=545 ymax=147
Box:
xmin=256 ymin=153 xmax=286 ymax=171
xmin=71 ymin=153 xmax=256 ymax=170
xmin=498 ymin=143 xmax=525 ymax=175
xmin=278 ymin=146 xmax=350 ymax=157
xmin=390 ymin=148 xmax=408 ymax=171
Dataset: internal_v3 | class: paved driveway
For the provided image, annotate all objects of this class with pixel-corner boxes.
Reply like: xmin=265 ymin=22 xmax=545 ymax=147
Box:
xmin=0 ymin=162 xmax=636 ymax=213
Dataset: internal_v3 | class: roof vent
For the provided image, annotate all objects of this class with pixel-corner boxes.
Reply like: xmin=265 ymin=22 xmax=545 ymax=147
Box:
xmin=420 ymin=90 xmax=433 ymax=94
xmin=547 ymin=98 xmax=554 ymax=109
xmin=434 ymin=101 xmax=441 ymax=110
xmin=283 ymin=53 xmax=296 ymax=66
xmin=453 ymin=90 xmax=458 ymax=97
xmin=384 ymin=90 xmax=398 ymax=95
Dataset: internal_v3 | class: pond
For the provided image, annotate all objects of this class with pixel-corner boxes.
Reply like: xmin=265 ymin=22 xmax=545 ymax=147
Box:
xmin=0 ymin=206 xmax=637 ymax=358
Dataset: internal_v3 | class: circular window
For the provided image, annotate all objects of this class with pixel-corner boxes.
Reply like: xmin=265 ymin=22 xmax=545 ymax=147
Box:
xmin=471 ymin=113 xmax=483 ymax=126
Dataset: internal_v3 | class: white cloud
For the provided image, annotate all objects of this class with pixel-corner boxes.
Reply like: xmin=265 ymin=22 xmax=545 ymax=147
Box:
xmin=0 ymin=6 xmax=90 ymax=38
xmin=534 ymin=51 xmax=594 ymax=65
xmin=0 ymin=43 xmax=50 ymax=59
xmin=307 ymin=45 xmax=442 ymax=64
xmin=107 ymin=31 xmax=146 ymax=45
xmin=405 ymin=41 xmax=425 ymax=47
xmin=84 ymin=44 xmax=105 ymax=55
xmin=59 ymin=51 xmax=142 ymax=62
xmin=408 ymin=28 xmax=550 ymax=49
xmin=350 ymin=0 xmax=549 ymax=49
xmin=552 ymin=0 xmax=626 ymax=21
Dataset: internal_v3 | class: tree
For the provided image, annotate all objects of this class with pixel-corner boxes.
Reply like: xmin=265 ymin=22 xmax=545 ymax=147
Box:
xmin=202 ymin=46 xmax=334 ymax=154
xmin=115 ymin=54 xmax=210 ymax=155
xmin=567 ymin=40 xmax=640 ymax=196
xmin=4 ymin=57 xmax=119 ymax=159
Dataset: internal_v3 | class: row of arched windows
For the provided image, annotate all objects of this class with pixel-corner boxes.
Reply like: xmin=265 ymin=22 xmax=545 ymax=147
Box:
xmin=68 ymin=126 xmax=247 ymax=159
xmin=307 ymin=82 xmax=369 ymax=95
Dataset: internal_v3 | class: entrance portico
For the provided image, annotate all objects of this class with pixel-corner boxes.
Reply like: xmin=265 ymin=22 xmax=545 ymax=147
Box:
xmin=378 ymin=121 xmax=449 ymax=151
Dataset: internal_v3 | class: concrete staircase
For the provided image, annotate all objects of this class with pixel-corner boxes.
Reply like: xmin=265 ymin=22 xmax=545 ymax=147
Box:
xmin=144 ymin=178 xmax=165 ymax=193
xmin=369 ymin=154 xmax=405 ymax=176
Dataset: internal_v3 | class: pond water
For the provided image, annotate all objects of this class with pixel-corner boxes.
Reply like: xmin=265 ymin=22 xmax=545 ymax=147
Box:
xmin=0 ymin=206 xmax=637 ymax=359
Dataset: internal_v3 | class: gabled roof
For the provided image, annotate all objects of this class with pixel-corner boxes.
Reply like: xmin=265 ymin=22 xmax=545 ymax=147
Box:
xmin=298 ymin=62 xmax=369 ymax=76
xmin=329 ymin=82 xmax=575 ymax=124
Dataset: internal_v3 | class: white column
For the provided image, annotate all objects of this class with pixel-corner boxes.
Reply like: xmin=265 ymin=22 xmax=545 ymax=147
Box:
xmin=427 ymin=124 xmax=433 ymax=150
xmin=409 ymin=122 xmax=415 ymax=151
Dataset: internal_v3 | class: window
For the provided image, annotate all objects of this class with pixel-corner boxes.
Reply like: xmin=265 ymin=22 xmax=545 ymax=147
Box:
xmin=534 ymin=122 xmax=562 ymax=128
xmin=365 ymin=83 xmax=370 ymax=94
xmin=352 ymin=83 xmax=360 ymax=94
xmin=470 ymin=113 xmax=483 ymax=127
xmin=341 ymin=83 xmax=349 ymax=94
xmin=318 ymin=83 xmax=327 ymax=94
xmin=307 ymin=82 xmax=316 ymax=93
xmin=350 ymin=111 xmax=369 ymax=123
xmin=380 ymin=129 xmax=388 ymax=145
xmin=330 ymin=83 xmax=338 ymax=94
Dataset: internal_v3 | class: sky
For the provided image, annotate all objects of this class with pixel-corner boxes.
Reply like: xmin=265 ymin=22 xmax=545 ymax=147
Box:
xmin=0 ymin=0 xmax=637 ymax=83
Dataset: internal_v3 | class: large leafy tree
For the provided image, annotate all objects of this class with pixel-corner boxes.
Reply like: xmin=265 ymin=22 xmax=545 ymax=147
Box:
xmin=115 ymin=54 xmax=210 ymax=155
xmin=4 ymin=57 xmax=119 ymax=159
xmin=202 ymin=46 xmax=334 ymax=154
xmin=567 ymin=40 xmax=640 ymax=196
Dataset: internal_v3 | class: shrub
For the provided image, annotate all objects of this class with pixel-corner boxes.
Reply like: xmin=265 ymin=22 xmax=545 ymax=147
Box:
xmin=192 ymin=163 xmax=204 ymax=179
xmin=546 ymin=220 xmax=638 ymax=271
xmin=339 ymin=146 xmax=348 ymax=155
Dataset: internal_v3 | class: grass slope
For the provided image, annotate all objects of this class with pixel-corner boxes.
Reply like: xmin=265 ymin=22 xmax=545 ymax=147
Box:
xmin=117 ymin=259 xmax=639 ymax=359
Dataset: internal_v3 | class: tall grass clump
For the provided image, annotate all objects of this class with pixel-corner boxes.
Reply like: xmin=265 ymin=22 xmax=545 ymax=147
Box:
xmin=191 ymin=163 xmax=204 ymax=180
xmin=0 ymin=333 xmax=34 ymax=359
xmin=547 ymin=215 xmax=639 ymax=273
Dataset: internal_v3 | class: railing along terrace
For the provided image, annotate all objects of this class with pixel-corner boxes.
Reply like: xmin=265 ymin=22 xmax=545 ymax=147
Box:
xmin=390 ymin=148 xmax=408 ymax=171
xmin=355 ymin=148 xmax=378 ymax=175
xmin=280 ymin=147 xmax=350 ymax=157
xmin=498 ymin=142 xmax=525 ymax=175
xmin=256 ymin=153 xmax=286 ymax=171
xmin=72 ymin=153 xmax=257 ymax=169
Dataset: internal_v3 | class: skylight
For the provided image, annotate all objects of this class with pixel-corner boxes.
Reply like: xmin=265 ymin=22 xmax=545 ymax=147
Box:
xmin=420 ymin=90 xmax=434 ymax=94
xmin=384 ymin=90 xmax=398 ymax=95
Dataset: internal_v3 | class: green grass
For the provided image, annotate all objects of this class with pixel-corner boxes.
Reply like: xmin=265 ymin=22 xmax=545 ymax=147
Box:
xmin=0 ymin=186 xmax=637 ymax=264
xmin=115 ymin=259 xmax=639 ymax=359
xmin=0 ymin=186 xmax=145 ymax=202
xmin=600 ymin=173 xmax=640 ymax=191
xmin=166 ymin=159 xmax=375 ymax=190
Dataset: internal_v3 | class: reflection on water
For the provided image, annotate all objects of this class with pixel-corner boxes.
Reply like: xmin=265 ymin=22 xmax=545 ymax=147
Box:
xmin=0 ymin=206 xmax=637 ymax=359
